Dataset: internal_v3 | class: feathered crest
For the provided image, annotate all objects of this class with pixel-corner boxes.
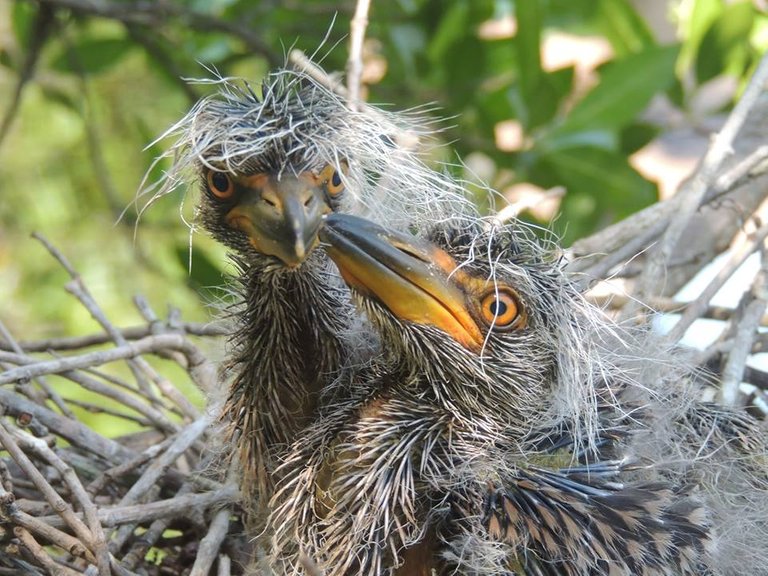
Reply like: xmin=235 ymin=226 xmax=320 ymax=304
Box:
xmin=135 ymin=65 xmax=476 ymax=232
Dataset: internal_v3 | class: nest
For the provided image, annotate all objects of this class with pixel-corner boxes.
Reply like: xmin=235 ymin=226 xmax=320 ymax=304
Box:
xmin=0 ymin=236 xmax=243 ymax=575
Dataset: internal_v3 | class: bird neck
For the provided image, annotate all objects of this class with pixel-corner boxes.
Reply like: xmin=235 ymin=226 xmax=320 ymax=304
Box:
xmin=224 ymin=254 xmax=349 ymax=499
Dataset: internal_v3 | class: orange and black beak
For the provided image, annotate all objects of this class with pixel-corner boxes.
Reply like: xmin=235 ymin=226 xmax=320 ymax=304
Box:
xmin=320 ymin=213 xmax=484 ymax=351
xmin=225 ymin=173 xmax=330 ymax=267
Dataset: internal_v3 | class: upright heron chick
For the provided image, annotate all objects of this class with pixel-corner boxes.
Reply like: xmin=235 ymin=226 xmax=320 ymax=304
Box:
xmin=269 ymin=213 xmax=767 ymax=575
xmin=145 ymin=68 xmax=472 ymax=517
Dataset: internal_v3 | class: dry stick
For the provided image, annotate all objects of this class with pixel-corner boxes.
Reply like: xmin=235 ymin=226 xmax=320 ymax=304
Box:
xmin=14 ymin=526 xmax=84 ymax=576
xmin=0 ymin=321 xmax=74 ymax=418
xmin=63 ymin=398 xmax=152 ymax=427
xmin=346 ymin=0 xmax=372 ymax=110
xmin=666 ymin=220 xmax=768 ymax=342
xmin=86 ymin=436 xmax=174 ymax=496
xmin=13 ymin=510 xmax=95 ymax=564
xmin=108 ymin=417 xmax=211 ymax=552
xmin=132 ymin=296 xmax=196 ymax=374
xmin=588 ymin=291 xmax=768 ymax=326
xmin=14 ymin=430 xmax=110 ymax=574
xmin=5 ymin=322 xmax=229 ymax=353
xmin=34 ymin=232 xmax=200 ymax=419
xmin=31 ymin=232 xmax=153 ymax=400
xmin=289 ymin=49 xmax=348 ymax=96
xmin=217 ymin=555 xmax=231 ymax=576
xmin=189 ymin=507 xmax=232 ymax=576
xmin=0 ymin=352 xmax=178 ymax=433
xmin=0 ymin=387 xmax=134 ymax=463
xmin=64 ymin=279 xmax=199 ymax=420
xmin=630 ymin=53 xmax=768 ymax=315
xmin=719 ymin=239 xmax=768 ymax=405
xmin=37 ymin=485 xmax=239 ymax=530
xmin=120 ymin=483 xmax=195 ymax=569
xmin=0 ymin=333 xmax=212 ymax=387
xmin=0 ymin=421 xmax=97 ymax=562
xmin=568 ymin=134 xmax=768 ymax=278
xmin=188 ymin=458 xmax=239 ymax=576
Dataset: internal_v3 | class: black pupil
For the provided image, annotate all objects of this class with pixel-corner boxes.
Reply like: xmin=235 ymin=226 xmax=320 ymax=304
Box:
xmin=331 ymin=171 xmax=342 ymax=188
xmin=489 ymin=299 xmax=507 ymax=317
xmin=211 ymin=172 xmax=229 ymax=192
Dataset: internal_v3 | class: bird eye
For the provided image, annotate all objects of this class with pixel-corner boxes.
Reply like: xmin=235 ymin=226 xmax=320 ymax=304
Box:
xmin=320 ymin=163 xmax=347 ymax=197
xmin=206 ymin=170 xmax=235 ymax=200
xmin=479 ymin=288 xmax=526 ymax=330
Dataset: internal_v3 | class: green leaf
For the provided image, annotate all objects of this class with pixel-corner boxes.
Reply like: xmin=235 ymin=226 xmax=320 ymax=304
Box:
xmin=513 ymin=0 xmax=543 ymax=127
xmin=595 ymin=0 xmax=655 ymax=55
xmin=549 ymin=44 xmax=678 ymax=137
xmin=427 ymin=2 xmax=471 ymax=63
xmin=695 ymin=1 xmax=755 ymax=84
xmin=619 ymin=122 xmax=660 ymax=155
xmin=677 ymin=0 xmax=722 ymax=74
xmin=11 ymin=2 xmax=36 ymax=49
xmin=51 ymin=38 xmax=133 ymax=75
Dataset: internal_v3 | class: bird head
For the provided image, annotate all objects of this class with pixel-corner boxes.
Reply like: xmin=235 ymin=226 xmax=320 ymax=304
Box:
xmin=198 ymin=161 xmax=348 ymax=267
xmin=319 ymin=212 xmax=598 ymax=431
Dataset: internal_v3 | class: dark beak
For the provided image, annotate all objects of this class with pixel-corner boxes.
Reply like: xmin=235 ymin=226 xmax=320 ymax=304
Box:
xmin=319 ymin=213 xmax=484 ymax=351
xmin=226 ymin=174 xmax=330 ymax=267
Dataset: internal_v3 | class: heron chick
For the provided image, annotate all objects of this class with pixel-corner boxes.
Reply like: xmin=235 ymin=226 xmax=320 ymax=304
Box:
xmin=146 ymin=67 xmax=473 ymax=533
xmin=268 ymin=213 xmax=768 ymax=575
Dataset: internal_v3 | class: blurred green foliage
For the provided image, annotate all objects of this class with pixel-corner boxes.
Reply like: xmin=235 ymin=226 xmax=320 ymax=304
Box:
xmin=1 ymin=0 xmax=766 ymax=344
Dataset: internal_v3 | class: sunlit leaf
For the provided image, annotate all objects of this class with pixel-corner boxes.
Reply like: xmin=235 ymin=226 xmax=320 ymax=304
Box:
xmin=695 ymin=1 xmax=755 ymax=83
xmin=549 ymin=44 xmax=678 ymax=136
xmin=595 ymin=0 xmax=655 ymax=55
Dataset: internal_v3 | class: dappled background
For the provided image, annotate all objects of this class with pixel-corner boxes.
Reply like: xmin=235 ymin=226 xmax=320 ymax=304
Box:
xmin=2 ymin=0 xmax=766 ymax=347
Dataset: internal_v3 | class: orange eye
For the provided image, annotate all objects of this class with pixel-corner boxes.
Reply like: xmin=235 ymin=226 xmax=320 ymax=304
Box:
xmin=319 ymin=162 xmax=347 ymax=197
xmin=479 ymin=288 xmax=526 ymax=330
xmin=206 ymin=170 xmax=235 ymax=200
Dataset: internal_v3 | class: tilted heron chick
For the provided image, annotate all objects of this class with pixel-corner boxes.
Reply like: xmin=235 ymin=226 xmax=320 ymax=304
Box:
xmin=144 ymin=68 xmax=472 ymax=515
xmin=267 ymin=213 xmax=768 ymax=575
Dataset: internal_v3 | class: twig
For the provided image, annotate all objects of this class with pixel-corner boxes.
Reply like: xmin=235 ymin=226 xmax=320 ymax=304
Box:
xmin=2 ymin=321 xmax=229 ymax=353
xmin=0 ymin=387 xmax=134 ymax=463
xmin=37 ymin=485 xmax=239 ymax=529
xmin=346 ymin=0 xmax=372 ymax=109
xmin=108 ymin=417 xmax=211 ymax=551
xmin=87 ymin=436 xmax=174 ymax=496
xmin=13 ymin=510 xmax=95 ymax=564
xmin=0 ymin=421 xmax=97 ymax=562
xmin=0 ymin=351 xmax=179 ymax=433
xmin=666 ymin=220 xmax=768 ymax=342
xmin=0 ymin=333 xmax=214 ymax=388
xmin=217 ymin=555 xmax=231 ymax=576
xmin=14 ymin=526 xmax=83 ymax=576
xmin=189 ymin=506 xmax=232 ymax=576
xmin=0 ymin=321 xmax=74 ymax=418
xmin=630 ymin=52 xmax=768 ymax=312
xmin=719 ymin=239 xmax=768 ymax=405
xmin=289 ymin=49 xmax=348 ymax=97
xmin=568 ymin=130 xmax=768 ymax=280
xmin=28 ymin=0 xmax=280 ymax=66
